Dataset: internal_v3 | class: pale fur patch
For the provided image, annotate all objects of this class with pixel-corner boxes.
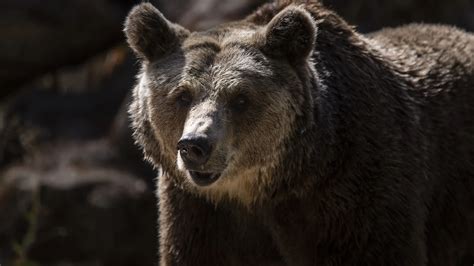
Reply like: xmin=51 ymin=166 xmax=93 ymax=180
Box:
xmin=199 ymin=166 xmax=271 ymax=207
xmin=177 ymin=153 xmax=186 ymax=171
xmin=221 ymin=29 xmax=257 ymax=46
xmin=211 ymin=52 xmax=272 ymax=92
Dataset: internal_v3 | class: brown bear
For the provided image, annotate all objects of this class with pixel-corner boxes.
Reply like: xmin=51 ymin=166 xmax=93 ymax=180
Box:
xmin=124 ymin=0 xmax=474 ymax=265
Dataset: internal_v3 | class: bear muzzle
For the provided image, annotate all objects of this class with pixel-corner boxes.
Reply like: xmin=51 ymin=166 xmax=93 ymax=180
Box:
xmin=188 ymin=171 xmax=221 ymax=186
xmin=177 ymin=136 xmax=212 ymax=167
xmin=177 ymin=134 xmax=222 ymax=186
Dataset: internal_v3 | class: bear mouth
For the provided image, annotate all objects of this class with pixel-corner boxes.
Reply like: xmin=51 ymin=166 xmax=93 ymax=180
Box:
xmin=188 ymin=171 xmax=221 ymax=186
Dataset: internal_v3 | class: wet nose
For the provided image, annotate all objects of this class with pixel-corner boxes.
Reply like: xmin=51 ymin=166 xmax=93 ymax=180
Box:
xmin=177 ymin=135 xmax=212 ymax=167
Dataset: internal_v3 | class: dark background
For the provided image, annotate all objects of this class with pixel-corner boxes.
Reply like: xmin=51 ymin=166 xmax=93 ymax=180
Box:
xmin=0 ymin=0 xmax=473 ymax=265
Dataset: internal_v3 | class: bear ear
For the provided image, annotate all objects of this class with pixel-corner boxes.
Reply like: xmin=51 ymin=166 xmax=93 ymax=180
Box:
xmin=260 ymin=6 xmax=316 ymax=61
xmin=124 ymin=3 xmax=189 ymax=61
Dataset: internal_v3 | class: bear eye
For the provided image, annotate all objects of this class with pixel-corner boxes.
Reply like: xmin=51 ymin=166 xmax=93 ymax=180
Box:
xmin=176 ymin=90 xmax=193 ymax=108
xmin=229 ymin=94 xmax=249 ymax=113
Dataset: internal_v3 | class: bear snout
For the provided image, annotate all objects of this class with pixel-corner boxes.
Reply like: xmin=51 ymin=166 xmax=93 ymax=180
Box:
xmin=177 ymin=135 xmax=213 ymax=168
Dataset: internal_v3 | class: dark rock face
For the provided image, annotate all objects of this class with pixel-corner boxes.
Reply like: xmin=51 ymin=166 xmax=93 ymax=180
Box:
xmin=0 ymin=0 xmax=129 ymax=92
xmin=327 ymin=0 xmax=474 ymax=32
xmin=0 ymin=140 xmax=157 ymax=266
xmin=0 ymin=50 xmax=157 ymax=265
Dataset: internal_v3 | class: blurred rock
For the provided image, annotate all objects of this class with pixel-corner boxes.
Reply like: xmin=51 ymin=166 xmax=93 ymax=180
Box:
xmin=0 ymin=47 xmax=137 ymax=167
xmin=0 ymin=0 xmax=138 ymax=95
xmin=176 ymin=0 xmax=265 ymax=30
xmin=326 ymin=0 xmax=474 ymax=32
xmin=0 ymin=140 xmax=157 ymax=266
xmin=0 ymin=38 xmax=156 ymax=264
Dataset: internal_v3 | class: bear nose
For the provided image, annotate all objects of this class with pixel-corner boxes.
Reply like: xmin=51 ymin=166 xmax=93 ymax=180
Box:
xmin=177 ymin=136 xmax=212 ymax=167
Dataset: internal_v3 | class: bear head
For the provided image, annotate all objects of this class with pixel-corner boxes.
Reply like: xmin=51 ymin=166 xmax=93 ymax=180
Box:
xmin=125 ymin=3 xmax=318 ymax=205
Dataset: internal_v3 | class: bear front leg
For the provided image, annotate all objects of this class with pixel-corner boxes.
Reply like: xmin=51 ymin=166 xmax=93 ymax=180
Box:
xmin=158 ymin=175 xmax=283 ymax=266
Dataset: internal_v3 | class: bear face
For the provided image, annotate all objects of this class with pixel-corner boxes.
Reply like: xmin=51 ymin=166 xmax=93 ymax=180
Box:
xmin=125 ymin=4 xmax=317 ymax=204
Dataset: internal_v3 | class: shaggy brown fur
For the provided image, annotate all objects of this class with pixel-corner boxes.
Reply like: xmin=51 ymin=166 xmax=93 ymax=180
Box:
xmin=124 ymin=0 xmax=474 ymax=265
